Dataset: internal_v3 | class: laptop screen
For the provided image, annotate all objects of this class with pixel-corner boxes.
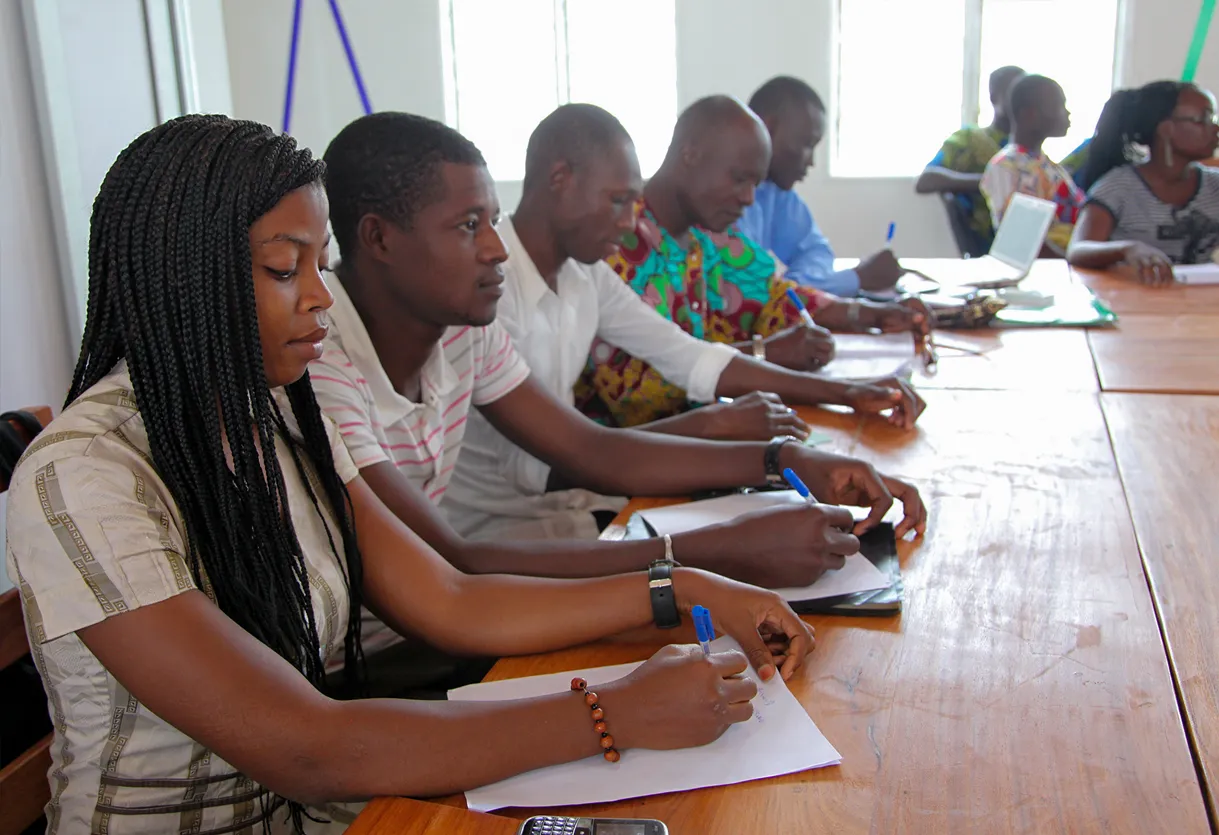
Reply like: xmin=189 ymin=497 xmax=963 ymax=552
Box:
xmin=989 ymin=194 xmax=1057 ymax=270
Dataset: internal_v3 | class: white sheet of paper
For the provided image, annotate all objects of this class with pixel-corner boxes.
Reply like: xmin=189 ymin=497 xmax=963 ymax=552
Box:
xmin=1174 ymin=263 xmax=1219 ymax=285
xmin=637 ymin=493 xmax=891 ymax=602
xmin=453 ymin=636 xmax=841 ymax=812
xmin=822 ymin=332 xmax=915 ymax=381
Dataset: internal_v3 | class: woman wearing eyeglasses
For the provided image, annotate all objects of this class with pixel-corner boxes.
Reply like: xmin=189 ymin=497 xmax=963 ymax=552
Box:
xmin=1068 ymin=81 xmax=1219 ymax=285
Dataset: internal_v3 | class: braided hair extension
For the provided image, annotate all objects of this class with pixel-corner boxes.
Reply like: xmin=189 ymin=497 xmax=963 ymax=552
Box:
xmin=66 ymin=114 xmax=364 ymax=831
xmin=1079 ymin=82 xmax=1189 ymax=191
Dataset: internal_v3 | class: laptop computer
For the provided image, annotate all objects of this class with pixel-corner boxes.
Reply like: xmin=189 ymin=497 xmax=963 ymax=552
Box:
xmin=905 ymin=193 xmax=1058 ymax=290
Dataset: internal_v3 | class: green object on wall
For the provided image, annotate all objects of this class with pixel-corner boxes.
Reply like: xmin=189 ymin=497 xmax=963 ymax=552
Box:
xmin=1183 ymin=0 xmax=1217 ymax=82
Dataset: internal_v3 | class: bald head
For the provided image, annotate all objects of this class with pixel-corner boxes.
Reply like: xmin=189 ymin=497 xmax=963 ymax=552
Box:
xmin=666 ymin=95 xmax=771 ymax=163
xmin=516 ymin=103 xmax=643 ymax=266
xmin=650 ymin=96 xmax=771 ymax=233
xmin=523 ymin=103 xmax=634 ymax=194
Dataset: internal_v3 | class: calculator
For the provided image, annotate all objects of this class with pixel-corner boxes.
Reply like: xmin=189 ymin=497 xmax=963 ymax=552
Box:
xmin=516 ymin=815 xmax=669 ymax=835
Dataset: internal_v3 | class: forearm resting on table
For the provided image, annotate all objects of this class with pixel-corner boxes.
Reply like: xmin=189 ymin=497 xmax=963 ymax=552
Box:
xmin=363 ymin=554 xmax=662 ymax=657
xmin=715 ymin=356 xmax=850 ymax=407
xmin=78 ymin=592 xmax=612 ymax=808
xmin=630 ymin=407 xmax=720 ymax=439
xmin=450 ymin=534 xmax=676 ymax=578
xmin=916 ymin=167 xmax=982 ymax=194
xmin=362 ymin=458 xmax=665 ymax=580
xmin=543 ymin=426 xmax=769 ymax=499
xmin=307 ymin=691 xmax=608 ymax=802
xmin=1067 ymin=239 xmax=1130 ymax=268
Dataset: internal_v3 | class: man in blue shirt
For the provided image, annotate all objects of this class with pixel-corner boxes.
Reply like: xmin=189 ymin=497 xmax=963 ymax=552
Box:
xmin=740 ymin=76 xmax=902 ymax=296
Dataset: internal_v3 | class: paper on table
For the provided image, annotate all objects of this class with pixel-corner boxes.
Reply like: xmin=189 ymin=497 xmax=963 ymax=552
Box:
xmin=637 ymin=492 xmax=891 ymax=602
xmin=1174 ymin=263 xmax=1219 ymax=285
xmin=453 ymin=636 xmax=841 ymax=812
xmin=822 ymin=332 xmax=915 ymax=381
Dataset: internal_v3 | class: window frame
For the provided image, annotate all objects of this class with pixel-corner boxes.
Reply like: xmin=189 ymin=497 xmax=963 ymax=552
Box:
xmin=830 ymin=0 xmax=1129 ymax=179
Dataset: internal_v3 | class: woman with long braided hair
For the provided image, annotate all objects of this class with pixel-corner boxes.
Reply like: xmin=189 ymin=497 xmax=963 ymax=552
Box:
xmin=6 ymin=115 xmax=819 ymax=833
xmin=1068 ymin=82 xmax=1219 ymax=284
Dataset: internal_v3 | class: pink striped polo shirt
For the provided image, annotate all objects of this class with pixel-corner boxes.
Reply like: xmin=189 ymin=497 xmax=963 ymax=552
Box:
xmin=310 ymin=277 xmax=530 ymax=505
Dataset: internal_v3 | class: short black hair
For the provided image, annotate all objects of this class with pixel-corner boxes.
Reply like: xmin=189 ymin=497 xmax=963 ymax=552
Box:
xmin=523 ymin=103 xmax=633 ymax=194
xmin=1009 ymin=74 xmax=1061 ymax=119
xmin=323 ymin=112 xmax=485 ymax=258
xmin=747 ymin=76 xmax=825 ymax=119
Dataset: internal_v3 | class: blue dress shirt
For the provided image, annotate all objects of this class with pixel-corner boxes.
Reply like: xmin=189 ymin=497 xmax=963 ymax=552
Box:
xmin=737 ymin=180 xmax=860 ymax=296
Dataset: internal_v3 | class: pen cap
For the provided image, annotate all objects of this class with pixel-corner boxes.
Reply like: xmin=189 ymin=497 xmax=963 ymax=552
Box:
xmin=692 ymin=605 xmax=712 ymax=643
xmin=782 ymin=467 xmax=811 ymax=498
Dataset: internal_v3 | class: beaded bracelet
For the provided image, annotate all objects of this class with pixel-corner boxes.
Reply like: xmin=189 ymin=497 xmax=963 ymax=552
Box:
xmin=571 ymin=677 xmax=620 ymax=763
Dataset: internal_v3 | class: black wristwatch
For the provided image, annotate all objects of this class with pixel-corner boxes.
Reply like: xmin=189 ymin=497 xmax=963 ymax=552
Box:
xmin=763 ymin=436 xmax=795 ymax=486
xmin=648 ymin=536 xmax=681 ymax=629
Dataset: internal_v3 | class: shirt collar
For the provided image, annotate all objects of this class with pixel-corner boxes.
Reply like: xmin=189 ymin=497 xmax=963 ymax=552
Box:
xmin=324 ymin=274 xmax=457 ymax=426
xmin=499 ymin=216 xmax=551 ymax=313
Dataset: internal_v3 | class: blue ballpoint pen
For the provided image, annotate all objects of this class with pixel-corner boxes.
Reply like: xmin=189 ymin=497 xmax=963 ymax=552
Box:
xmin=885 ymin=221 xmax=896 ymax=247
xmin=784 ymin=287 xmax=818 ymax=330
xmin=692 ymin=605 xmax=715 ymax=657
xmin=782 ymin=467 xmax=815 ymax=505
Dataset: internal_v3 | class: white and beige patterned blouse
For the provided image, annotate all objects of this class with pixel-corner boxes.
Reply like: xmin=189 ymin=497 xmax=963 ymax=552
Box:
xmin=5 ymin=362 xmax=362 ymax=834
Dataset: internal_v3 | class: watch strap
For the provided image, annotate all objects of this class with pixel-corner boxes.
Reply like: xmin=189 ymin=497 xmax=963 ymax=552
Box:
xmin=764 ymin=436 xmax=794 ymax=485
xmin=647 ymin=559 xmax=681 ymax=629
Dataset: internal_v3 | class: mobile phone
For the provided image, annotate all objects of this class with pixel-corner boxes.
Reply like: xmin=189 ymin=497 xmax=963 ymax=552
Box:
xmin=516 ymin=816 xmax=668 ymax=835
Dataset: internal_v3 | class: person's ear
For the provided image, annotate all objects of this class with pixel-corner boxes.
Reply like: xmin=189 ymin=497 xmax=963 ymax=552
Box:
xmin=681 ymin=140 xmax=702 ymax=169
xmin=1156 ymin=118 xmax=1175 ymax=146
xmin=548 ymin=160 xmax=573 ymax=194
xmin=358 ymin=213 xmax=397 ymax=266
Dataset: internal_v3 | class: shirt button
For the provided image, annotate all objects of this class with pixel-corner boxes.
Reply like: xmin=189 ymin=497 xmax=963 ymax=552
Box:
xmin=691 ymin=301 xmax=700 ymax=311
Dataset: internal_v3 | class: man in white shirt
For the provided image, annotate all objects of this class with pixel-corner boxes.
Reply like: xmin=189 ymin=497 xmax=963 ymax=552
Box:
xmin=446 ymin=104 xmax=925 ymax=541
xmin=311 ymin=112 xmax=926 ymax=585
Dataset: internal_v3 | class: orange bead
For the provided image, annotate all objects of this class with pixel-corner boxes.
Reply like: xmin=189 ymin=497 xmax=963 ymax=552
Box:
xmin=590 ymin=707 xmax=604 ymax=721
xmin=593 ymin=721 xmax=607 ymax=734
xmin=584 ymin=691 xmax=599 ymax=706
xmin=600 ymin=735 xmax=616 ymax=749
xmin=604 ymin=749 xmax=621 ymax=763
xmin=571 ymin=677 xmax=586 ymax=691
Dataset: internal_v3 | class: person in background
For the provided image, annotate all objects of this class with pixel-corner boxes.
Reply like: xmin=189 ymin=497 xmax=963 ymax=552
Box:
xmin=4 ymin=114 xmax=825 ymax=835
xmin=1060 ymin=137 xmax=1093 ymax=188
xmin=738 ymin=76 xmax=900 ymax=296
xmin=1068 ymin=81 xmax=1219 ymax=285
xmin=447 ymin=103 xmax=933 ymax=542
xmin=916 ymin=66 xmax=1026 ymax=252
xmin=980 ymin=74 xmax=1084 ymax=256
xmin=579 ymin=96 xmax=932 ymax=433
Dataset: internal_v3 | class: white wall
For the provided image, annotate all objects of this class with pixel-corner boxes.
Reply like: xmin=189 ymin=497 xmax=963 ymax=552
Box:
xmin=224 ymin=0 xmax=447 ymax=162
xmin=221 ymin=0 xmax=1219 ymax=259
xmin=0 ymin=0 xmax=74 ymax=592
xmin=1 ymin=0 xmax=232 ymax=592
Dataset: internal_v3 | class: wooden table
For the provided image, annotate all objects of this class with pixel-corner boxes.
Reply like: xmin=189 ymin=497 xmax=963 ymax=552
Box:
xmin=1075 ymin=265 xmax=1219 ymax=316
xmin=1102 ymin=393 xmax=1219 ymax=818
xmin=1088 ymin=314 xmax=1219 ymax=395
xmin=351 ymin=258 xmax=1219 ymax=834
xmin=347 ymin=798 xmax=516 ymax=835
xmin=357 ymin=393 xmax=1210 ymax=833
xmin=913 ymin=327 xmax=1098 ymax=392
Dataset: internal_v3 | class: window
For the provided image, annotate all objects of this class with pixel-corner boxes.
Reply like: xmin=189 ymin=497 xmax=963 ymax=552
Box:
xmin=833 ymin=0 xmax=1121 ymax=177
xmin=441 ymin=0 xmax=677 ymax=182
